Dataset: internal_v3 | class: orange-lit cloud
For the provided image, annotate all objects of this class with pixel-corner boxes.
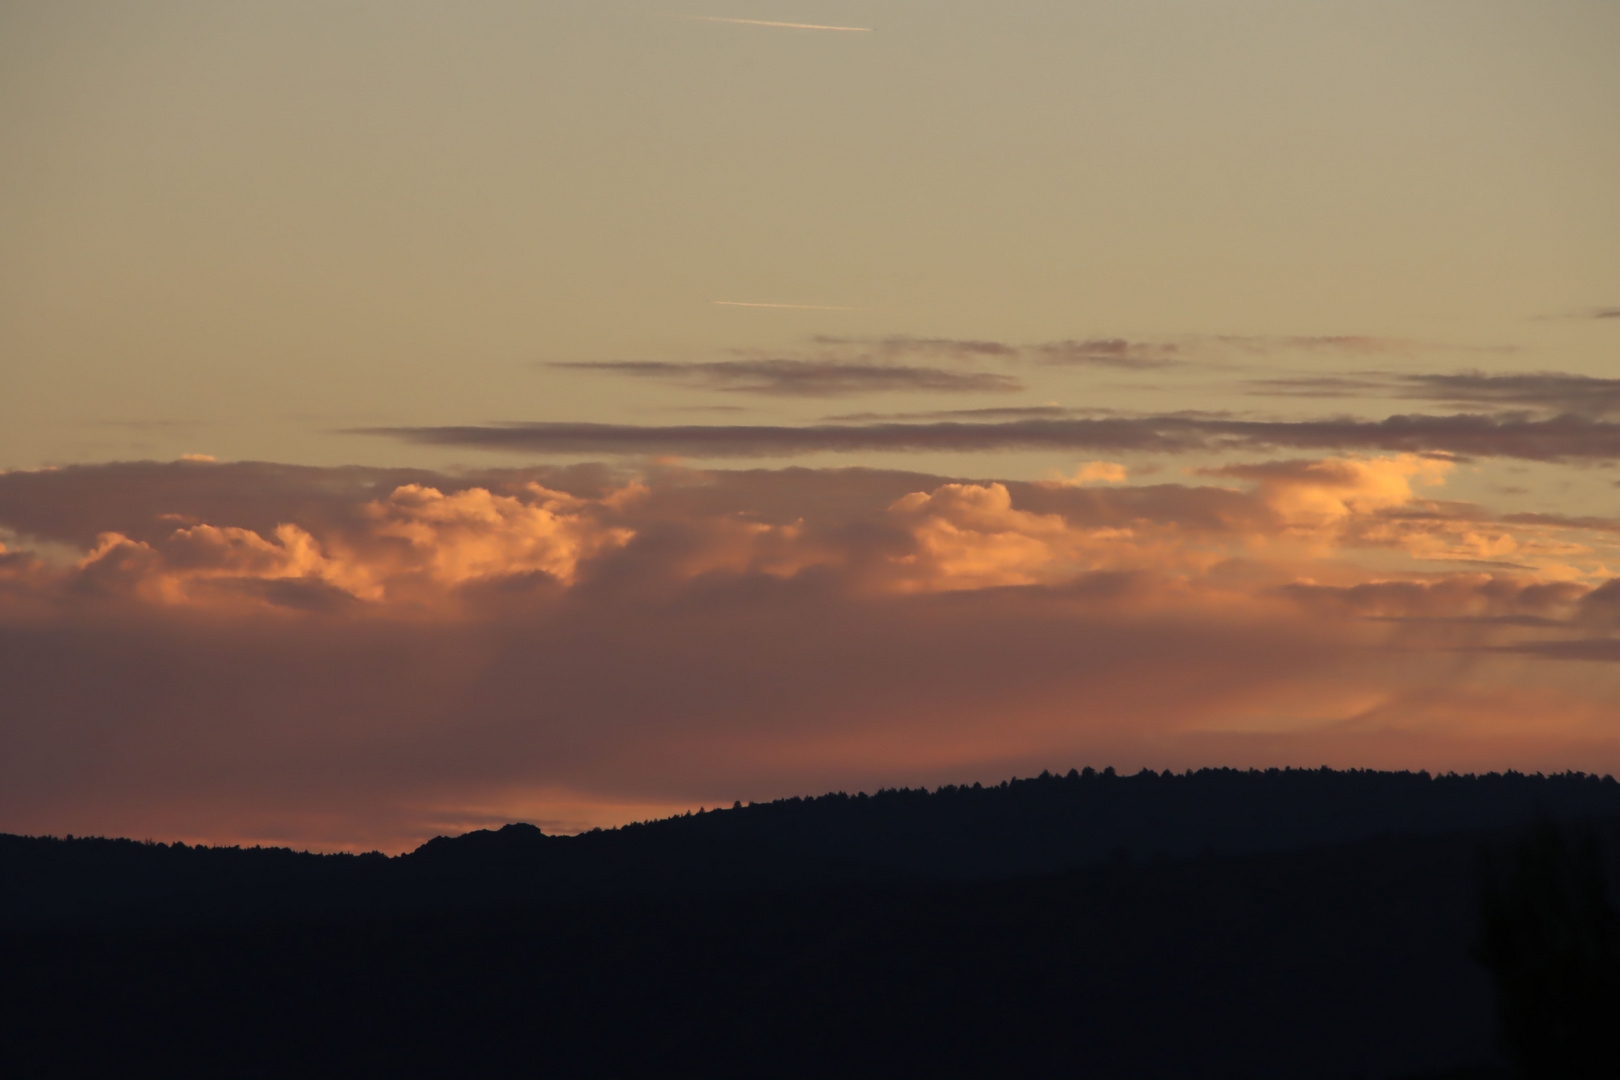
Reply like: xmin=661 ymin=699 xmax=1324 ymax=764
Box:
xmin=1049 ymin=461 xmax=1129 ymax=486
xmin=63 ymin=481 xmax=636 ymax=608
xmin=1 ymin=457 xmax=1618 ymax=852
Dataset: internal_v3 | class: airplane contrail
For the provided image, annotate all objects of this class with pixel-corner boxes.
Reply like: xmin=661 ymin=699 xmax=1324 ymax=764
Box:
xmin=682 ymin=15 xmax=874 ymax=32
xmin=711 ymin=300 xmax=866 ymax=310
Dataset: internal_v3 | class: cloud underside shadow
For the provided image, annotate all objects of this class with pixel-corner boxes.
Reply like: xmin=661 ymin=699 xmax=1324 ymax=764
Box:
xmin=357 ymin=412 xmax=1620 ymax=461
xmin=549 ymin=360 xmax=1022 ymax=397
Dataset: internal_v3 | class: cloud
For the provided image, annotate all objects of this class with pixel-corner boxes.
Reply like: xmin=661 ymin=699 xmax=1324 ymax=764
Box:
xmin=887 ymin=483 xmax=1083 ymax=590
xmin=1214 ymin=335 xmax=1416 ymax=355
xmin=1500 ymin=512 xmax=1620 ymax=534
xmin=811 ymin=333 xmax=1439 ymax=368
xmin=1049 ymin=462 xmax=1129 ymax=486
xmin=552 ymin=331 xmax=1527 ymax=412
xmin=811 ymin=334 xmax=1178 ymax=368
xmin=67 ymin=496 xmax=616 ymax=609
xmin=1404 ymin=372 xmax=1620 ymax=417
xmin=3 ymin=458 xmax=1619 ymax=852
xmin=0 ymin=466 xmax=638 ymax=608
xmin=1031 ymin=339 xmax=1183 ymax=369
xmin=1204 ymin=456 xmax=1452 ymax=531
xmin=549 ymin=359 xmax=1023 ymax=397
xmin=355 ymin=412 xmax=1620 ymax=462
xmin=812 ymin=335 xmax=1020 ymax=360
xmin=680 ymin=16 xmax=873 ymax=32
xmin=1244 ymin=376 xmax=1393 ymax=399
xmin=1249 ymin=371 xmax=1620 ymax=418
xmin=3 ymin=456 xmax=1611 ymax=612
xmin=819 ymin=406 xmax=1083 ymax=422
xmin=711 ymin=300 xmax=867 ymax=309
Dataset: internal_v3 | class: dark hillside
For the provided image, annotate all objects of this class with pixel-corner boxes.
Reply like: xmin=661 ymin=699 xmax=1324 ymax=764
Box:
xmin=4 ymin=768 xmax=1618 ymax=1077
xmin=0 ymin=826 xmax=1547 ymax=1079
xmin=5 ymin=766 xmax=1619 ymax=927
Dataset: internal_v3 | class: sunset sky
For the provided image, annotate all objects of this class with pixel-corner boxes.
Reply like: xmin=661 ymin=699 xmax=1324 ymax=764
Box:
xmin=3 ymin=0 xmax=1619 ymax=851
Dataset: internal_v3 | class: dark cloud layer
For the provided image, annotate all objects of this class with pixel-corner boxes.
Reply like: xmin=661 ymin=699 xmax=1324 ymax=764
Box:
xmin=548 ymin=359 xmax=1022 ymax=397
xmin=1407 ymin=372 xmax=1620 ymax=417
xmin=821 ymin=406 xmax=1083 ymax=422
xmin=811 ymin=335 xmax=1019 ymax=359
xmin=356 ymin=412 xmax=1620 ymax=462
xmin=1250 ymin=371 xmax=1620 ymax=418
xmin=813 ymin=333 xmax=1421 ymax=367
xmin=808 ymin=334 xmax=1182 ymax=369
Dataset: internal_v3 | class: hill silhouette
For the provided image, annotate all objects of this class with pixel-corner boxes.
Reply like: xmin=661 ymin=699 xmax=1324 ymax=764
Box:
xmin=3 ymin=767 xmax=1618 ymax=1078
xmin=6 ymin=766 xmax=1620 ymax=927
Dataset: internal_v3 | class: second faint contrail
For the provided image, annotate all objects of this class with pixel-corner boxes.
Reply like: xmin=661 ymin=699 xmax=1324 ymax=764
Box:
xmin=682 ymin=15 xmax=874 ymax=32
xmin=711 ymin=300 xmax=865 ymax=310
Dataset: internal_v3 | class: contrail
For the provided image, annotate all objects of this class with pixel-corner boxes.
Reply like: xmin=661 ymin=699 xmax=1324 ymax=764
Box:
xmin=682 ymin=15 xmax=874 ymax=32
xmin=711 ymin=300 xmax=865 ymax=311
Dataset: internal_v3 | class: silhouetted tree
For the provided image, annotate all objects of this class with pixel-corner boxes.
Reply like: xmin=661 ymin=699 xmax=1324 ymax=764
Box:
xmin=1475 ymin=821 xmax=1620 ymax=1079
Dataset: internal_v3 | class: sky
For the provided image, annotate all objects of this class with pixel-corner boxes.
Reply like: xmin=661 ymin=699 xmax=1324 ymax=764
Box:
xmin=2 ymin=0 xmax=1618 ymax=851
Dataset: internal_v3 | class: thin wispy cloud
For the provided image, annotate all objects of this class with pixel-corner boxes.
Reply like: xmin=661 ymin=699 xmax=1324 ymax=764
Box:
xmin=822 ymin=406 xmax=1083 ymax=422
xmin=814 ymin=334 xmax=1178 ymax=368
xmin=805 ymin=333 xmax=1435 ymax=369
xmin=680 ymin=15 xmax=874 ymax=32
xmin=712 ymin=300 xmax=867 ymax=310
xmin=549 ymin=359 xmax=1023 ymax=397
xmin=1247 ymin=370 xmax=1620 ymax=418
xmin=1532 ymin=306 xmax=1620 ymax=322
xmin=1245 ymin=376 xmax=1389 ymax=399
xmin=1033 ymin=339 xmax=1183 ymax=370
xmin=1403 ymin=372 xmax=1620 ymax=416
xmin=813 ymin=335 xmax=1019 ymax=358
xmin=1213 ymin=335 xmax=1416 ymax=355
xmin=357 ymin=411 xmax=1620 ymax=462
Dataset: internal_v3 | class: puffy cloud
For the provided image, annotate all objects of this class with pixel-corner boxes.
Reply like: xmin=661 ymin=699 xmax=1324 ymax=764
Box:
xmin=26 ymin=479 xmax=637 ymax=609
xmin=1207 ymin=455 xmax=1451 ymax=531
xmin=889 ymin=483 xmax=1080 ymax=590
xmin=2 ymin=458 xmax=1620 ymax=851
xmin=358 ymin=483 xmax=635 ymax=593
xmin=6 ymin=456 xmax=1614 ymax=606
xmin=77 ymin=524 xmax=331 ymax=603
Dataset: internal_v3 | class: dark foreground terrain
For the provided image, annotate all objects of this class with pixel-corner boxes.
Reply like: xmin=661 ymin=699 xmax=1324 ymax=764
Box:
xmin=4 ymin=768 xmax=1618 ymax=1078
